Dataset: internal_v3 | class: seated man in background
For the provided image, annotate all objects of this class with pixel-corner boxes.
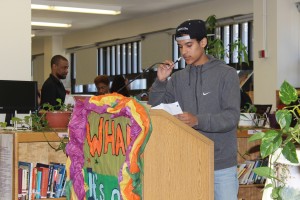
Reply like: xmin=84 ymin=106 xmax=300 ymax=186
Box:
xmin=94 ymin=75 xmax=110 ymax=95
xmin=41 ymin=55 xmax=69 ymax=108
xmin=110 ymin=75 xmax=130 ymax=97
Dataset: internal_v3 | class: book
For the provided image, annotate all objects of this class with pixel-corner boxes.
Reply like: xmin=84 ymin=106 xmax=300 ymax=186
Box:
xmin=35 ymin=171 xmax=42 ymax=199
xmin=18 ymin=161 xmax=34 ymax=200
xmin=36 ymin=167 xmax=50 ymax=198
xmin=21 ymin=168 xmax=28 ymax=198
xmin=50 ymin=168 xmax=59 ymax=198
xmin=239 ymin=160 xmax=255 ymax=184
xmin=237 ymin=163 xmax=247 ymax=178
xmin=31 ymin=167 xmax=37 ymax=200
xmin=18 ymin=168 xmax=23 ymax=200
xmin=255 ymin=158 xmax=269 ymax=184
xmin=47 ymin=164 xmax=54 ymax=198
xmin=52 ymin=164 xmax=66 ymax=198
xmin=249 ymin=160 xmax=262 ymax=184
xmin=247 ymin=160 xmax=262 ymax=184
xmin=60 ymin=170 xmax=67 ymax=197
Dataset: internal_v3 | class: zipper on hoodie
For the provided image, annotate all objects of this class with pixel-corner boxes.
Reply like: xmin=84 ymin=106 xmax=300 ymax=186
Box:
xmin=195 ymin=68 xmax=199 ymax=113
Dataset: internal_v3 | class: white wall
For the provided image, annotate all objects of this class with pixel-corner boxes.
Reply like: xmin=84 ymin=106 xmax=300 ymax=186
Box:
xmin=277 ymin=0 xmax=300 ymax=87
xmin=0 ymin=1 xmax=31 ymax=81
xmin=253 ymin=0 xmax=300 ymax=107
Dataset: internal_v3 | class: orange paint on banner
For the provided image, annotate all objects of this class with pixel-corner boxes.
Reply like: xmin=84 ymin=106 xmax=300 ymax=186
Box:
xmin=86 ymin=120 xmax=103 ymax=157
xmin=86 ymin=114 xmax=132 ymax=157
xmin=104 ymin=119 xmax=115 ymax=155
xmin=115 ymin=123 xmax=126 ymax=156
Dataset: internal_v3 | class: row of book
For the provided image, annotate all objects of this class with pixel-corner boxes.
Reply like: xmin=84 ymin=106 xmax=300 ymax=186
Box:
xmin=18 ymin=161 xmax=66 ymax=200
xmin=238 ymin=158 xmax=268 ymax=185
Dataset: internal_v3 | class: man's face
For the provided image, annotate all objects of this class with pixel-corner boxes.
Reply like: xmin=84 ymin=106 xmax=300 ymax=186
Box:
xmin=177 ymin=37 xmax=207 ymax=66
xmin=96 ymin=83 xmax=109 ymax=95
xmin=54 ymin=59 xmax=69 ymax=79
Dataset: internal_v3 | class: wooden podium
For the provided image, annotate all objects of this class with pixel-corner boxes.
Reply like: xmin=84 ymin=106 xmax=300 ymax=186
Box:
xmin=143 ymin=110 xmax=214 ymax=200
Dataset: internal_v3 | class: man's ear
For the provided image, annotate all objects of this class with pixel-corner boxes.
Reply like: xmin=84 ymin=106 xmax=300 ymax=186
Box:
xmin=200 ymin=37 xmax=208 ymax=48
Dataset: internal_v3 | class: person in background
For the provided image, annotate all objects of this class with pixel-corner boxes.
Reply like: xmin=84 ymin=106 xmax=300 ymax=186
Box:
xmin=41 ymin=55 xmax=69 ymax=108
xmin=148 ymin=19 xmax=240 ymax=200
xmin=94 ymin=75 xmax=110 ymax=95
xmin=110 ymin=75 xmax=130 ymax=97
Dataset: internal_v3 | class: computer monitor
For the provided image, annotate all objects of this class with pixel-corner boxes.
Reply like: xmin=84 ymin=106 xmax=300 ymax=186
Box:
xmin=0 ymin=80 xmax=38 ymax=125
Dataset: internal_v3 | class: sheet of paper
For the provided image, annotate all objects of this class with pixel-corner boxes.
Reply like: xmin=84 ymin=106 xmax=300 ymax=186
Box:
xmin=151 ymin=101 xmax=183 ymax=115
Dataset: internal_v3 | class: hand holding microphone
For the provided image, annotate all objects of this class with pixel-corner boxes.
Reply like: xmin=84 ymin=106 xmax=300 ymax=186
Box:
xmin=117 ymin=57 xmax=182 ymax=93
xmin=157 ymin=57 xmax=182 ymax=82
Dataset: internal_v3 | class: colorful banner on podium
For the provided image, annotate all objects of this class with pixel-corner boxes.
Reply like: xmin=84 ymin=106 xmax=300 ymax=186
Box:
xmin=65 ymin=93 xmax=152 ymax=200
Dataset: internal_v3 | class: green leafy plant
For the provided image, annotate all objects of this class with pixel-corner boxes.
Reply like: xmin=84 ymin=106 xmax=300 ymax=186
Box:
xmin=248 ymin=81 xmax=300 ymax=199
xmin=241 ymin=103 xmax=257 ymax=113
xmin=43 ymin=132 xmax=69 ymax=154
xmin=239 ymin=103 xmax=267 ymax=128
xmin=205 ymin=15 xmax=249 ymax=68
xmin=9 ymin=98 xmax=72 ymax=153
xmin=0 ymin=121 xmax=7 ymax=128
xmin=230 ymin=38 xmax=249 ymax=67
xmin=42 ymin=98 xmax=73 ymax=111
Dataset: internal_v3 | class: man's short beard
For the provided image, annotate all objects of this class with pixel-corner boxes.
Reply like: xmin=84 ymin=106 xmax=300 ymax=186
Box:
xmin=57 ymin=74 xmax=66 ymax=79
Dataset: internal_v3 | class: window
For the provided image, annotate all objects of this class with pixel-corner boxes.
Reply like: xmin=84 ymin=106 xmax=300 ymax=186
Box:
xmin=70 ymin=40 xmax=141 ymax=94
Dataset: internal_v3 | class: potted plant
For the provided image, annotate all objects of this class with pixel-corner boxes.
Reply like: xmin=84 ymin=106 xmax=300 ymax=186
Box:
xmin=248 ymin=81 xmax=300 ymax=200
xmin=239 ymin=103 xmax=257 ymax=127
xmin=40 ymin=98 xmax=73 ymax=130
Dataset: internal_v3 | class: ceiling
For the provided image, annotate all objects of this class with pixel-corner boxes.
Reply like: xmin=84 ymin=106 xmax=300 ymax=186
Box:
xmin=31 ymin=0 xmax=207 ymax=37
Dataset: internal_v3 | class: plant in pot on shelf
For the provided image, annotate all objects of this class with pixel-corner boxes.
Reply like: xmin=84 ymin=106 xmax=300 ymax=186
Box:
xmin=35 ymin=98 xmax=73 ymax=153
xmin=40 ymin=98 xmax=73 ymax=130
xmin=248 ymin=81 xmax=300 ymax=200
xmin=239 ymin=103 xmax=270 ymax=128
xmin=239 ymin=103 xmax=258 ymax=127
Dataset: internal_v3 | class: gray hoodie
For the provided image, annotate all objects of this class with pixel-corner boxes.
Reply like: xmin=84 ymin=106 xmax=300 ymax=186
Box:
xmin=148 ymin=55 xmax=240 ymax=170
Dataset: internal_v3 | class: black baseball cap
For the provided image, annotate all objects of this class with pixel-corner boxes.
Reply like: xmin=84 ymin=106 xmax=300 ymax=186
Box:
xmin=175 ymin=19 xmax=207 ymax=41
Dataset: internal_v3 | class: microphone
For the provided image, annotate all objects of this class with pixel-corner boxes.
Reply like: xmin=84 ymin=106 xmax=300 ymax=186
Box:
xmin=143 ymin=57 xmax=182 ymax=72
xmin=117 ymin=57 xmax=182 ymax=93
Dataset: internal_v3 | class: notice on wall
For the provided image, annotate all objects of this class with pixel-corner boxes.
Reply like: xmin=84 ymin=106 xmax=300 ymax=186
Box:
xmin=0 ymin=133 xmax=13 ymax=200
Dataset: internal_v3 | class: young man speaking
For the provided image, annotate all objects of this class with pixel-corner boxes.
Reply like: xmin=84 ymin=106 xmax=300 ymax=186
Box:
xmin=148 ymin=19 xmax=240 ymax=200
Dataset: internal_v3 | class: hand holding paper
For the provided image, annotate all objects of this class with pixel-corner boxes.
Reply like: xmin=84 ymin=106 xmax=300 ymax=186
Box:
xmin=151 ymin=101 xmax=183 ymax=115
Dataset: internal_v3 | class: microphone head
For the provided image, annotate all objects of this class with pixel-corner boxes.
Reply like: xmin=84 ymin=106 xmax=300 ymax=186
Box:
xmin=174 ymin=57 xmax=182 ymax=64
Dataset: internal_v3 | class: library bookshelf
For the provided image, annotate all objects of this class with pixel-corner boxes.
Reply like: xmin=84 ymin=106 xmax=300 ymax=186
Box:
xmin=0 ymin=128 xmax=265 ymax=200
xmin=12 ymin=131 xmax=67 ymax=200
xmin=237 ymin=128 xmax=266 ymax=200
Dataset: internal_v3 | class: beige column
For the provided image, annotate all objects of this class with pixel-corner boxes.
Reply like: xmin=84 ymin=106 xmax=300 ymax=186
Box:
xmin=0 ymin=1 xmax=31 ymax=80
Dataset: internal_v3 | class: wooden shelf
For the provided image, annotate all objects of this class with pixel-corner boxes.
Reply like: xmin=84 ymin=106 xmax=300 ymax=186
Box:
xmin=237 ymin=128 xmax=266 ymax=200
xmin=11 ymin=131 xmax=68 ymax=200
xmin=5 ymin=128 xmax=266 ymax=200
xmin=237 ymin=128 xmax=270 ymax=138
xmin=16 ymin=131 xmax=67 ymax=143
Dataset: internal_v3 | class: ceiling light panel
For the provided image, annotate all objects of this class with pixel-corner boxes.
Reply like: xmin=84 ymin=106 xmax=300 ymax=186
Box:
xmin=31 ymin=0 xmax=121 ymax=15
xmin=31 ymin=21 xmax=72 ymax=28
